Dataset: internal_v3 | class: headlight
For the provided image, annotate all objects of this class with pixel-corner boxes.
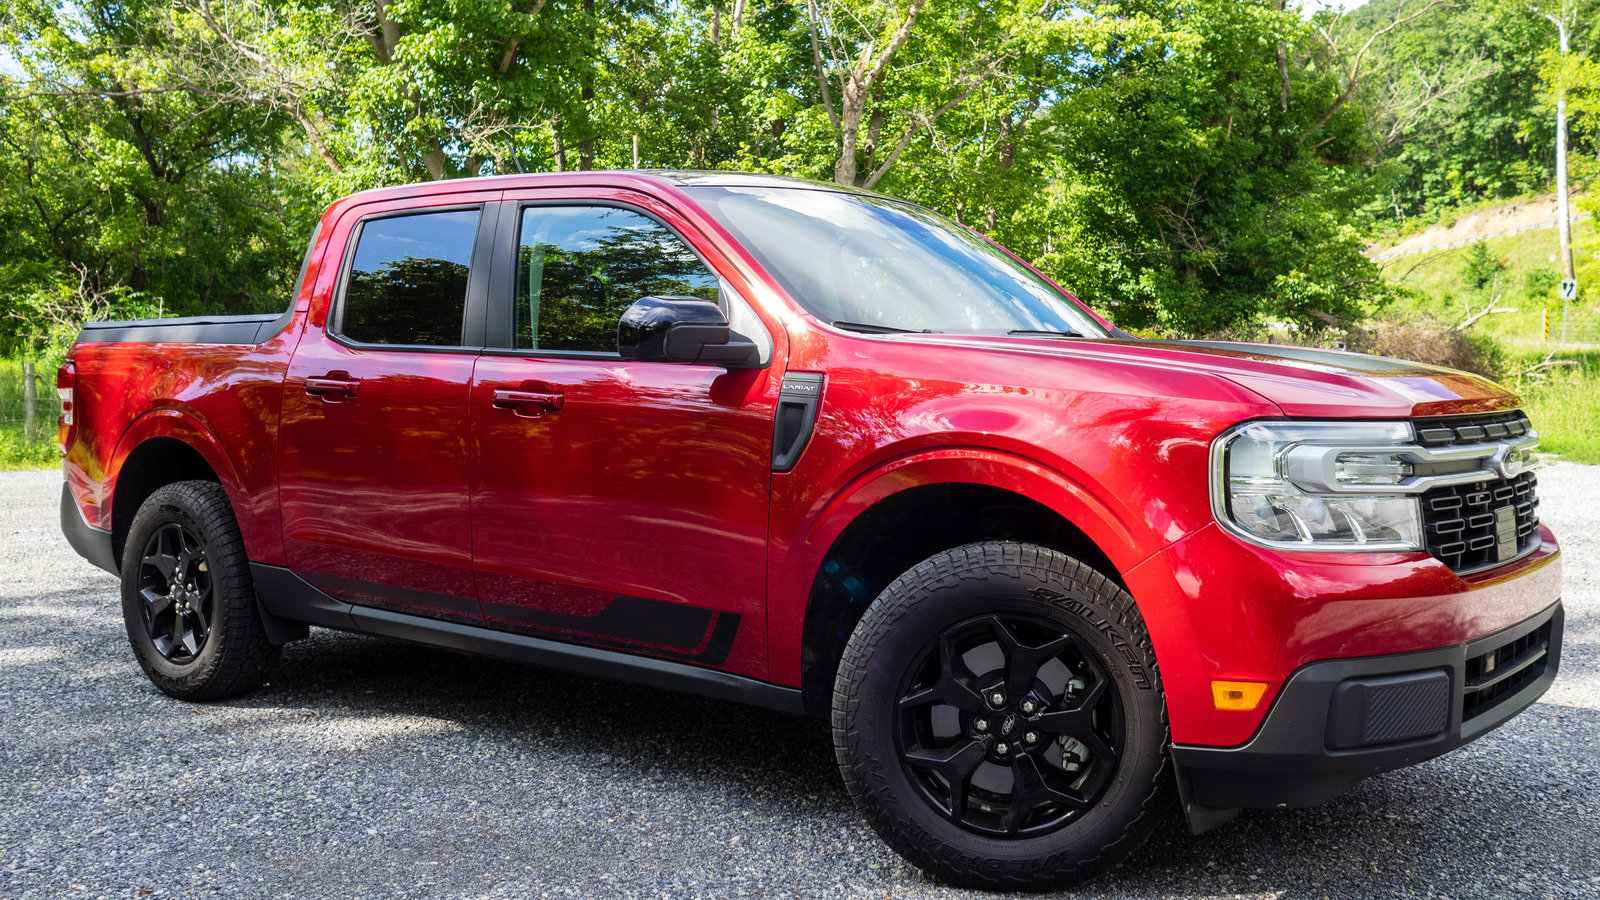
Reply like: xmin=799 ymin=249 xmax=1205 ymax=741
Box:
xmin=1211 ymin=421 xmax=1423 ymax=551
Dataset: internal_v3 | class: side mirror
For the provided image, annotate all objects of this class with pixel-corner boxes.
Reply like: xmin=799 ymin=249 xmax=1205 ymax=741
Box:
xmin=617 ymin=296 xmax=761 ymax=368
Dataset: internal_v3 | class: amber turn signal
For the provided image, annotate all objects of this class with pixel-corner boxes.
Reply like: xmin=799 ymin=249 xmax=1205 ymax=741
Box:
xmin=1211 ymin=681 xmax=1268 ymax=711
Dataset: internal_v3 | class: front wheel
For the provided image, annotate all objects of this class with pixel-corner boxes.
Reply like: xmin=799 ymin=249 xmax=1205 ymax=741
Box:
xmin=833 ymin=542 xmax=1171 ymax=891
xmin=120 ymin=480 xmax=279 ymax=700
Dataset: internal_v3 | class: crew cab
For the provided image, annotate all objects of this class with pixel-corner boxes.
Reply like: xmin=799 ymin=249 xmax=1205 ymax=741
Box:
xmin=59 ymin=171 xmax=1562 ymax=890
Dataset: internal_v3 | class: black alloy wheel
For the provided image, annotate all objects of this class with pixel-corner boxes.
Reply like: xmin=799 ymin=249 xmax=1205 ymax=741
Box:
xmin=136 ymin=522 xmax=214 ymax=663
xmin=121 ymin=480 xmax=279 ymax=700
xmin=834 ymin=542 xmax=1171 ymax=891
xmin=896 ymin=613 xmax=1124 ymax=838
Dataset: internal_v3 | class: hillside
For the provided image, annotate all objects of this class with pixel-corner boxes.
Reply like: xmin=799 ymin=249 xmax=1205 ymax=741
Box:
xmin=1370 ymin=194 xmax=1596 ymax=347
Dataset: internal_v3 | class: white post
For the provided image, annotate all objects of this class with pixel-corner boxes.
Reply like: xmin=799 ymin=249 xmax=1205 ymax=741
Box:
xmin=1547 ymin=5 xmax=1576 ymax=284
xmin=22 ymin=362 xmax=37 ymax=438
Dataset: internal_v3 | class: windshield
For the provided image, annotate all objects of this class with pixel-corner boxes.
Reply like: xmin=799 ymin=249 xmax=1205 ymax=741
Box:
xmin=685 ymin=186 xmax=1107 ymax=337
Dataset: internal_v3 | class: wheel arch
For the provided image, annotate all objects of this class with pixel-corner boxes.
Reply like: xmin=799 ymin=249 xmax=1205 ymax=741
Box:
xmin=109 ymin=411 xmax=237 ymax=568
xmin=781 ymin=449 xmax=1151 ymax=718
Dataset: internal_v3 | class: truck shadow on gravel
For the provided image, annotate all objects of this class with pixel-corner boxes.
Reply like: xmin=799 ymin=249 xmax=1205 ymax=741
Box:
xmin=200 ymin=628 xmax=1598 ymax=898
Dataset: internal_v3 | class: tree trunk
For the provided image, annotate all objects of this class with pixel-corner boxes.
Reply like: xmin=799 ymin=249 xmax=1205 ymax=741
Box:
xmin=579 ymin=0 xmax=596 ymax=170
xmin=552 ymin=117 xmax=567 ymax=171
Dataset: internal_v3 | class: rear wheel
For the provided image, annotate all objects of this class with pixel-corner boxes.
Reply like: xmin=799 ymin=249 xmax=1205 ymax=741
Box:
xmin=121 ymin=481 xmax=278 ymax=700
xmin=833 ymin=542 xmax=1171 ymax=890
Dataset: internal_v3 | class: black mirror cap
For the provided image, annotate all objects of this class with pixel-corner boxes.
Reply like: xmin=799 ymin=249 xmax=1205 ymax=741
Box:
xmin=618 ymin=295 xmax=761 ymax=368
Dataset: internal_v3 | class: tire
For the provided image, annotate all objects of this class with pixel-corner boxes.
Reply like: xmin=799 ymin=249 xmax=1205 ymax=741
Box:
xmin=120 ymin=480 xmax=279 ymax=701
xmin=833 ymin=542 xmax=1171 ymax=891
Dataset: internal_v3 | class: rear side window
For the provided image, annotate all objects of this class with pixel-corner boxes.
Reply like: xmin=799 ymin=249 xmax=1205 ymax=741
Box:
xmin=515 ymin=206 xmax=719 ymax=352
xmin=341 ymin=209 xmax=480 ymax=346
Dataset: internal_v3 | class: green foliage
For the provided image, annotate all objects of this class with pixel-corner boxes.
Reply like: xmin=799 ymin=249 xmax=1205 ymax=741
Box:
xmin=1510 ymin=349 xmax=1600 ymax=464
xmin=0 ymin=0 xmax=1585 ymax=341
xmin=1462 ymin=241 xmax=1507 ymax=291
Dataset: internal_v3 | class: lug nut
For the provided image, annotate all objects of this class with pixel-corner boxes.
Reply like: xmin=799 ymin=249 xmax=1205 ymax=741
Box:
xmin=974 ymin=718 xmax=989 ymax=732
xmin=996 ymin=742 xmax=1009 ymax=755
xmin=1024 ymin=731 xmax=1038 ymax=744
xmin=1020 ymin=699 xmax=1036 ymax=714
xmin=989 ymin=691 xmax=1006 ymax=706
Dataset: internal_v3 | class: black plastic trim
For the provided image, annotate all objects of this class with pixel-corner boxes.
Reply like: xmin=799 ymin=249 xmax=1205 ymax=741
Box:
xmin=60 ymin=482 xmax=119 ymax=575
xmin=297 ymin=569 xmax=483 ymax=625
xmin=77 ymin=313 xmax=284 ymax=346
xmin=772 ymin=372 xmax=824 ymax=473
xmin=248 ymin=564 xmax=805 ymax=714
xmin=1171 ymin=600 xmax=1563 ymax=812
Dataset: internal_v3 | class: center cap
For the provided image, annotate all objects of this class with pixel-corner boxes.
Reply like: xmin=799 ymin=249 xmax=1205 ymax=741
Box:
xmin=1001 ymin=713 xmax=1019 ymax=736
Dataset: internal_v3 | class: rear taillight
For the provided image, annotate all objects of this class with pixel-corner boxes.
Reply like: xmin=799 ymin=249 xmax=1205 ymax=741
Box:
xmin=57 ymin=362 xmax=75 ymax=451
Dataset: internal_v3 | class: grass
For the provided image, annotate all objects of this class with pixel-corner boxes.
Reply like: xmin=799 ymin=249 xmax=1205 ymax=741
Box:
xmin=0 ymin=360 xmax=62 ymax=471
xmin=1509 ymin=349 xmax=1600 ymax=465
xmin=1378 ymin=217 xmax=1596 ymax=347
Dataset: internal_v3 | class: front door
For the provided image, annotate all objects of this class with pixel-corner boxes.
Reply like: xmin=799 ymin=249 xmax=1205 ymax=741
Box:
xmin=469 ymin=199 xmax=780 ymax=677
xmin=280 ymin=202 xmax=496 ymax=623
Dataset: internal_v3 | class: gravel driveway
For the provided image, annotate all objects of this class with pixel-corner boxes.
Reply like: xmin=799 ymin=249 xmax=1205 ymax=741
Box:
xmin=2 ymin=464 xmax=1597 ymax=900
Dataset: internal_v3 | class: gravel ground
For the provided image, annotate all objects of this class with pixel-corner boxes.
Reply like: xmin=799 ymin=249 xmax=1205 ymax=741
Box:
xmin=2 ymin=464 xmax=1597 ymax=900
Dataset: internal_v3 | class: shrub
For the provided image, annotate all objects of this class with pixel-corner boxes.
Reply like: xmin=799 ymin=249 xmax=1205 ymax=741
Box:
xmin=1343 ymin=315 xmax=1505 ymax=379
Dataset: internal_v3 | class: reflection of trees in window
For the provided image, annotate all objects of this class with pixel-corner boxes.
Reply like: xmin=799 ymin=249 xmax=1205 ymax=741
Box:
xmin=344 ymin=256 xmax=470 ymax=346
xmin=516 ymin=209 xmax=719 ymax=352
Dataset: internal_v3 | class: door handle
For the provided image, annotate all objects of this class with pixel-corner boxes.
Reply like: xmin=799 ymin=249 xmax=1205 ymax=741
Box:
xmin=305 ymin=372 xmax=361 ymax=399
xmin=492 ymin=388 xmax=564 ymax=416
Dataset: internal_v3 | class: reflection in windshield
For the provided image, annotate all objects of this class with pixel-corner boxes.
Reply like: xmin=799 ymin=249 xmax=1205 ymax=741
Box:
xmin=686 ymin=187 xmax=1106 ymax=338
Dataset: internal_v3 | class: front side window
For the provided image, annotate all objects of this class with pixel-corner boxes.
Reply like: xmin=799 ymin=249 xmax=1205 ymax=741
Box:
xmin=515 ymin=206 xmax=720 ymax=352
xmin=341 ymin=208 xmax=480 ymax=346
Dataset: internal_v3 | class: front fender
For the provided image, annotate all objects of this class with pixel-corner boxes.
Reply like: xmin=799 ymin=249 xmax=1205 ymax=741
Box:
xmin=765 ymin=446 xmax=1167 ymax=687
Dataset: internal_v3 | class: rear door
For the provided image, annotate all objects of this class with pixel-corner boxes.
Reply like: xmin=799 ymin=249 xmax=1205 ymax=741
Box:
xmin=279 ymin=197 xmax=499 ymax=623
xmin=468 ymin=190 xmax=782 ymax=677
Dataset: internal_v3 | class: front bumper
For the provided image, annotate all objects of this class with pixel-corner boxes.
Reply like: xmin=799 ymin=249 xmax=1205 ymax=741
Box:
xmin=1172 ymin=599 xmax=1562 ymax=815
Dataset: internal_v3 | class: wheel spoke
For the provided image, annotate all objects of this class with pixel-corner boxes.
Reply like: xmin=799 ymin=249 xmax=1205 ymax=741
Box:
xmin=981 ymin=616 xmax=1075 ymax=699
xmin=169 ymin=604 xmax=184 ymax=650
xmin=1003 ymin=755 xmax=1088 ymax=835
xmin=179 ymin=617 xmax=202 ymax=656
xmin=189 ymin=602 xmax=209 ymax=642
xmin=140 ymin=586 xmax=173 ymax=619
xmin=903 ymin=738 xmax=987 ymax=822
xmin=176 ymin=531 xmax=203 ymax=582
xmin=899 ymin=631 xmax=987 ymax=714
xmin=1036 ymin=679 xmax=1117 ymax=762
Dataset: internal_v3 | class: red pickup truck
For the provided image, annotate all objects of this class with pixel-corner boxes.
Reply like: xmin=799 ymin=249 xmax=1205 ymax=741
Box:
xmin=59 ymin=171 xmax=1562 ymax=890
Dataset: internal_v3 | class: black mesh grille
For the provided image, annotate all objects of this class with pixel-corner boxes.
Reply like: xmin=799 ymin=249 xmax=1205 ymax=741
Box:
xmin=1463 ymin=621 xmax=1552 ymax=722
xmin=1413 ymin=411 xmax=1540 ymax=574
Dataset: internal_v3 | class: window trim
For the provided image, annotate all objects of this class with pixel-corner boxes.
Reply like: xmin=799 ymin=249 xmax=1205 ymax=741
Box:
xmin=329 ymin=203 xmax=498 ymax=353
xmin=484 ymin=199 xmax=741 ymax=358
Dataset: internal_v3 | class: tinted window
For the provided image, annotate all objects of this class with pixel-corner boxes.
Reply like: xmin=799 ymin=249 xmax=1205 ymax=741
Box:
xmin=341 ymin=209 xmax=480 ymax=346
xmin=685 ymin=186 xmax=1108 ymax=337
xmin=515 ymin=207 xmax=719 ymax=352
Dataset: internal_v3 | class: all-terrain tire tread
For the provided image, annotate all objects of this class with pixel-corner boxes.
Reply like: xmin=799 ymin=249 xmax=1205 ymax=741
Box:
xmin=832 ymin=541 xmax=1172 ymax=891
xmin=122 ymin=480 xmax=278 ymax=701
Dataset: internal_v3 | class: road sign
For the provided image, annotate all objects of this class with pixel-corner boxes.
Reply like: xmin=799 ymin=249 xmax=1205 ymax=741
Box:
xmin=1560 ymin=279 xmax=1578 ymax=301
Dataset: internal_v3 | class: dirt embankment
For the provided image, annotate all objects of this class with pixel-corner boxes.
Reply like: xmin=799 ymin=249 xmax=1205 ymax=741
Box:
xmin=1368 ymin=192 xmax=1591 ymax=261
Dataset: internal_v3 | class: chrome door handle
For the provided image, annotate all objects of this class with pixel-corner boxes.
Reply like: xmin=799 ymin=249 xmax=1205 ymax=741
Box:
xmin=492 ymin=389 xmax=564 ymax=415
xmin=305 ymin=372 xmax=361 ymax=398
